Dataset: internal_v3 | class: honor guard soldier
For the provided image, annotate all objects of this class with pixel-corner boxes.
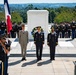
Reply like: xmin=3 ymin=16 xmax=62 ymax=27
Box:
xmin=0 ymin=34 xmax=11 ymax=75
xmin=61 ymin=24 xmax=66 ymax=38
xmin=0 ymin=21 xmax=6 ymax=35
xmin=59 ymin=24 xmax=62 ymax=38
xmin=71 ymin=21 xmax=76 ymax=39
xmin=47 ymin=27 xmax=58 ymax=61
xmin=0 ymin=35 xmax=6 ymax=75
xmin=55 ymin=24 xmax=60 ymax=38
xmin=10 ymin=22 xmax=17 ymax=38
xmin=65 ymin=23 xmax=71 ymax=38
xmin=34 ymin=26 xmax=44 ymax=61
xmin=17 ymin=22 xmax=22 ymax=38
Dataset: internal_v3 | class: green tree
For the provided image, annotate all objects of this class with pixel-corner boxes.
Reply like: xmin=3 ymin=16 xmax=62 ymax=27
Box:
xmin=72 ymin=11 xmax=76 ymax=21
xmin=19 ymin=4 xmax=34 ymax=23
xmin=43 ymin=8 xmax=56 ymax=23
xmin=20 ymin=11 xmax=27 ymax=23
xmin=54 ymin=11 xmax=74 ymax=23
xmin=50 ymin=11 xmax=56 ymax=23
xmin=0 ymin=12 xmax=5 ymax=21
xmin=26 ymin=4 xmax=34 ymax=10
xmin=11 ymin=12 xmax=23 ymax=23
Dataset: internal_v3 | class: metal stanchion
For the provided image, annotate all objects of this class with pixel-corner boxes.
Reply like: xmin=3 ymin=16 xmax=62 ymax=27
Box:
xmin=2 ymin=62 xmax=4 ymax=75
xmin=0 ymin=61 xmax=2 ymax=75
xmin=0 ymin=61 xmax=4 ymax=75
xmin=73 ymin=61 xmax=76 ymax=75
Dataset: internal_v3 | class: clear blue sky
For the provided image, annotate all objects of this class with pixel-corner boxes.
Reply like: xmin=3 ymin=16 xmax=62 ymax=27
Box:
xmin=0 ymin=0 xmax=76 ymax=4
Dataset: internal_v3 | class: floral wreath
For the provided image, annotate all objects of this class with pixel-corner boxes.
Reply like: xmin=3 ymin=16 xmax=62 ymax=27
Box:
xmin=31 ymin=26 xmax=44 ymax=37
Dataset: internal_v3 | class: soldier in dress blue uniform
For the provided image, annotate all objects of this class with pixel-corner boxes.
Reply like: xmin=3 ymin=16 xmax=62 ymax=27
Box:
xmin=65 ymin=23 xmax=71 ymax=38
xmin=54 ymin=24 xmax=60 ymax=38
xmin=47 ymin=27 xmax=58 ymax=61
xmin=61 ymin=24 xmax=66 ymax=38
xmin=34 ymin=26 xmax=44 ymax=61
xmin=71 ymin=21 xmax=76 ymax=39
xmin=0 ymin=21 xmax=6 ymax=35
xmin=10 ymin=22 xmax=17 ymax=38
xmin=0 ymin=35 xmax=6 ymax=75
xmin=0 ymin=34 xmax=11 ymax=75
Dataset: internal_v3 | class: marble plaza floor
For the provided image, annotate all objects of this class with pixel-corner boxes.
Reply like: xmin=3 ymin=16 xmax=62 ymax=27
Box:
xmin=8 ymin=38 xmax=76 ymax=75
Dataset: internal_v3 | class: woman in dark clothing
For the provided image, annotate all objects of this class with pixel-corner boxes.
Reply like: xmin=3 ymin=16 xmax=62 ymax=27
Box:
xmin=47 ymin=27 xmax=58 ymax=61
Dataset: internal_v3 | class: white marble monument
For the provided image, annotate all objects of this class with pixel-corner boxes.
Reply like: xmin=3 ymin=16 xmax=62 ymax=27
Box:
xmin=27 ymin=10 xmax=49 ymax=40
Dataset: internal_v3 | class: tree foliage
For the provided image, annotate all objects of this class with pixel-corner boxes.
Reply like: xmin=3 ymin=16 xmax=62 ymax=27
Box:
xmin=0 ymin=12 xmax=5 ymax=21
xmin=11 ymin=12 xmax=23 ymax=23
xmin=0 ymin=4 xmax=76 ymax=24
xmin=54 ymin=7 xmax=76 ymax=23
xmin=0 ymin=11 xmax=23 ymax=23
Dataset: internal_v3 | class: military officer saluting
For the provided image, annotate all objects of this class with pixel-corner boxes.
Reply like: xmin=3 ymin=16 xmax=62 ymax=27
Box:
xmin=47 ymin=27 xmax=58 ymax=61
xmin=34 ymin=26 xmax=44 ymax=61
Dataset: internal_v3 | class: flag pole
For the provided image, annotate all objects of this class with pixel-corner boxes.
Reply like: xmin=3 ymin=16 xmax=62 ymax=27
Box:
xmin=4 ymin=0 xmax=12 ymax=38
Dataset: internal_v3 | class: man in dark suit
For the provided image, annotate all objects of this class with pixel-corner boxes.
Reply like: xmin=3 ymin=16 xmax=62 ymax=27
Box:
xmin=47 ymin=27 xmax=58 ymax=61
xmin=34 ymin=26 xmax=44 ymax=61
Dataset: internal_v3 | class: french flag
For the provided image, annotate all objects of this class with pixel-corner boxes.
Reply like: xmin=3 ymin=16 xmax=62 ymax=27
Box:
xmin=4 ymin=0 xmax=12 ymax=34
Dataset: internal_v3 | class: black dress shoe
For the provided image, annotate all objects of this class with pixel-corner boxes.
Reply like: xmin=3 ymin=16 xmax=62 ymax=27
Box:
xmin=50 ymin=59 xmax=52 ymax=61
xmin=7 ymin=73 xmax=9 ymax=75
xmin=51 ymin=58 xmax=55 ymax=61
xmin=37 ymin=59 xmax=39 ymax=62
xmin=21 ymin=58 xmax=26 ymax=61
xmin=39 ymin=59 xmax=42 ymax=60
xmin=52 ymin=59 xmax=55 ymax=60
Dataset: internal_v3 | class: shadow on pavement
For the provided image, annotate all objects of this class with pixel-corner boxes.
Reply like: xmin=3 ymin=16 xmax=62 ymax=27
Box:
xmin=21 ymin=59 xmax=37 ymax=67
xmin=65 ymin=39 xmax=73 ymax=41
xmin=37 ymin=59 xmax=52 ymax=66
xmin=8 ymin=60 xmax=21 ymax=66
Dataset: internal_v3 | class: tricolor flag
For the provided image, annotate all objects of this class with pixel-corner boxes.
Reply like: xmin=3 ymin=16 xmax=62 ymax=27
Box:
xmin=4 ymin=0 xmax=12 ymax=34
